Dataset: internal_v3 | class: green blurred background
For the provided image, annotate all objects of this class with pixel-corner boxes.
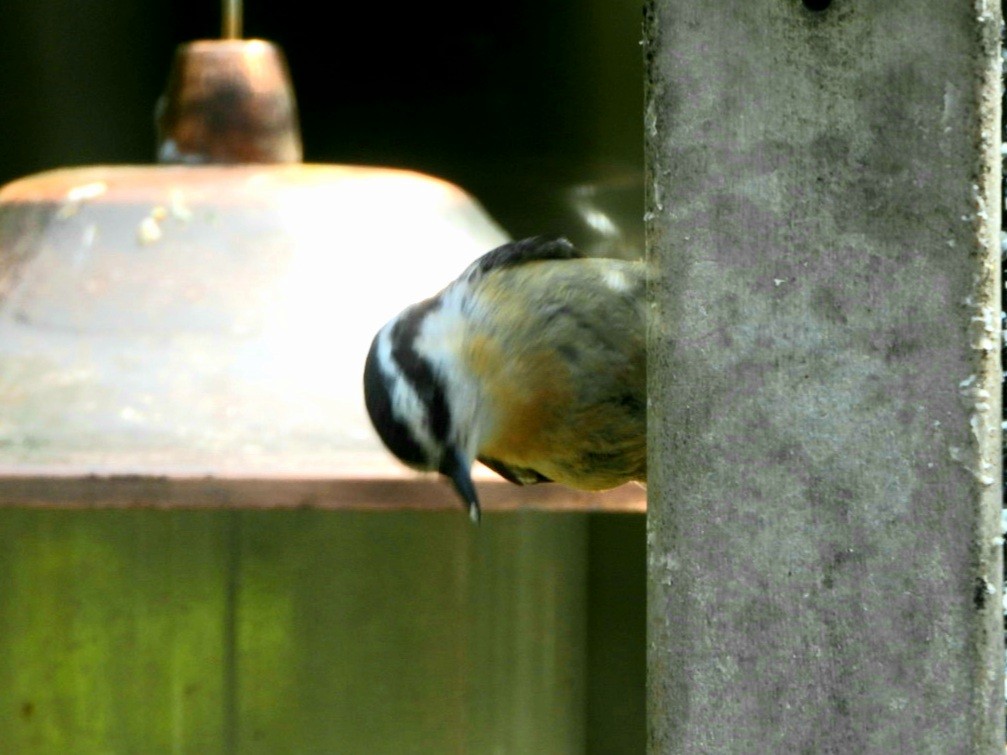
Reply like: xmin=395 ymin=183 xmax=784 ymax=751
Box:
xmin=0 ymin=1 xmax=646 ymax=752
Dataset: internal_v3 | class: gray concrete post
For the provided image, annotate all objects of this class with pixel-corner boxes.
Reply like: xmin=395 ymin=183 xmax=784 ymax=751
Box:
xmin=645 ymin=2 xmax=1003 ymax=752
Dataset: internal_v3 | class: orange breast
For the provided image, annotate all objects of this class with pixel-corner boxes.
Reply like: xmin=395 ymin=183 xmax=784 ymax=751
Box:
xmin=464 ymin=333 xmax=571 ymax=466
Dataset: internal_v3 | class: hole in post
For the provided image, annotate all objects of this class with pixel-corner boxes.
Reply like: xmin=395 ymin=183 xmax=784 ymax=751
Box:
xmin=802 ymin=0 xmax=831 ymax=10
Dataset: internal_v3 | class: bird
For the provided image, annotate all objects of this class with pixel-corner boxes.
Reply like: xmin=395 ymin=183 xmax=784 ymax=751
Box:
xmin=363 ymin=235 xmax=646 ymax=523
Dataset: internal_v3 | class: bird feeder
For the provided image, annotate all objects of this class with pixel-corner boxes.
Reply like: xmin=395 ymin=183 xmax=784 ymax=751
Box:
xmin=0 ymin=24 xmax=644 ymax=516
xmin=0 ymin=4 xmax=643 ymax=751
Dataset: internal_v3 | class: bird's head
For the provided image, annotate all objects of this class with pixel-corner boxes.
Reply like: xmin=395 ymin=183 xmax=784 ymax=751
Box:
xmin=363 ymin=298 xmax=482 ymax=523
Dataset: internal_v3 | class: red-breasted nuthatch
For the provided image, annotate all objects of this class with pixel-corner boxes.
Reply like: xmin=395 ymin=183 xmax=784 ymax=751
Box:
xmin=363 ymin=235 xmax=646 ymax=522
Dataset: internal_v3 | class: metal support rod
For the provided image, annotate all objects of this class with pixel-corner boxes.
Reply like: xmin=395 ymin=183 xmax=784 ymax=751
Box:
xmin=222 ymin=0 xmax=242 ymax=39
xmin=645 ymin=0 xmax=1003 ymax=751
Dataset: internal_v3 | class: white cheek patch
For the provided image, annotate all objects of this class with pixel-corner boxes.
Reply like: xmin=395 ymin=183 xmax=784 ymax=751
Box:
xmin=376 ymin=325 xmax=439 ymax=464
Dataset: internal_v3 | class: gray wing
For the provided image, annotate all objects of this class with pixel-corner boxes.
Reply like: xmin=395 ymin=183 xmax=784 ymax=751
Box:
xmin=461 ymin=236 xmax=583 ymax=283
xmin=478 ymin=455 xmax=553 ymax=486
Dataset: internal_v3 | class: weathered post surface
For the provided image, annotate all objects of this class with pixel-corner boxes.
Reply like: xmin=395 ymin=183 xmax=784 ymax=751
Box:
xmin=646 ymin=2 xmax=1003 ymax=752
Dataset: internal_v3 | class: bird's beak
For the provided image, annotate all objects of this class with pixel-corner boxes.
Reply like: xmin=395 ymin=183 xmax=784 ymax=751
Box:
xmin=440 ymin=447 xmax=481 ymax=524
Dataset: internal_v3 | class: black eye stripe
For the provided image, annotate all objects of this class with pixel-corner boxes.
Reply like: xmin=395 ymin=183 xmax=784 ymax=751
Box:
xmin=363 ymin=335 xmax=428 ymax=467
xmin=388 ymin=298 xmax=453 ymax=446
